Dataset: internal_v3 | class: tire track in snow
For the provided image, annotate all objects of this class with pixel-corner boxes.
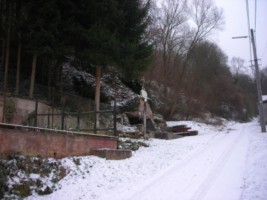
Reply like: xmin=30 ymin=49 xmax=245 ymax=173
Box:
xmin=190 ymin=124 xmax=248 ymax=200
xmin=118 ymin=128 xmax=239 ymax=200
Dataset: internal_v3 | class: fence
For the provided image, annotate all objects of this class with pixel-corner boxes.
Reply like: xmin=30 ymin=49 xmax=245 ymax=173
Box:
xmin=0 ymin=87 xmax=118 ymax=136
xmin=34 ymin=100 xmax=117 ymax=136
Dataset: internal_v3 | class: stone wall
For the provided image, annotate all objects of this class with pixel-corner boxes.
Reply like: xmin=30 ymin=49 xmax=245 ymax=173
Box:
xmin=0 ymin=124 xmax=117 ymax=158
xmin=0 ymin=96 xmax=49 ymax=124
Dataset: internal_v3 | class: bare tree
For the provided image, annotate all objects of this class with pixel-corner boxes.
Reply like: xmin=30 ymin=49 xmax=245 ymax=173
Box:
xmin=166 ymin=0 xmax=224 ymax=117
xmin=148 ymin=0 xmax=223 ymax=96
xmin=181 ymin=0 xmax=224 ymax=78
xmin=143 ymin=0 xmax=224 ymax=117
xmin=157 ymin=0 xmax=189 ymax=97
xmin=230 ymin=57 xmax=245 ymax=84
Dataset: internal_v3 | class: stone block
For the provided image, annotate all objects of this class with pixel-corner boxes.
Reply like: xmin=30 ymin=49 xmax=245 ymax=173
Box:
xmin=91 ymin=149 xmax=132 ymax=160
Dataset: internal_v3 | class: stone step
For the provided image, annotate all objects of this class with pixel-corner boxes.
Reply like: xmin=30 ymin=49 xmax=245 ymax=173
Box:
xmin=90 ymin=148 xmax=132 ymax=160
xmin=155 ymin=130 xmax=198 ymax=140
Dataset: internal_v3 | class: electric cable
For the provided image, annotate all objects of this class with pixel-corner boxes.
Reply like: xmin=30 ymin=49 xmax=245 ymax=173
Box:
xmin=255 ymin=0 xmax=257 ymax=33
xmin=245 ymin=0 xmax=253 ymax=66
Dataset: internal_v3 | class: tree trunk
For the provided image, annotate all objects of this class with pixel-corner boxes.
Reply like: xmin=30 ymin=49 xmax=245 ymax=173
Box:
xmin=1 ymin=1 xmax=12 ymax=123
xmin=48 ymin=63 xmax=51 ymax=100
xmin=163 ymin=48 xmax=168 ymax=98
xmin=95 ymin=66 xmax=101 ymax=129
xmin=29 ymin=54 xmax=37 ymax=98
xmin=3 ymin=3 xmax=11 ymax=93
xmin=55 ymin=62 xmax=63 ymax=93
xmin=2 ymin=40 xmax=9 ymax=93
xmin=15 ymin=42 xmax=22 ymax=95
xmin=1 ymin=40 xmax=6 ymax=77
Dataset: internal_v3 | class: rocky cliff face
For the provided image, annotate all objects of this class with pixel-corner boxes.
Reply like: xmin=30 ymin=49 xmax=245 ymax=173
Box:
xmin=62 ymin=65 xmax=138 ymax=107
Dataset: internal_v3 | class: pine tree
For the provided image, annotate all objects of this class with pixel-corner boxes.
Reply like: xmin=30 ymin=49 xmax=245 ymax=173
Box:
xmin=1 ymin=0 xmax=153 ymax=127
xmin=116 ymin=0 xmax=152 ymax=77
xmin=69 ymin=0 xmax=152 ymax=128
xmin=23 ymin=0 xmax=60 ymax=98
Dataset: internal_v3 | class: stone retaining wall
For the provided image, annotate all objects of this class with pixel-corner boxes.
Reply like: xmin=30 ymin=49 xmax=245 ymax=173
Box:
xmin=0 ymin=124 xmax=117 ymax=158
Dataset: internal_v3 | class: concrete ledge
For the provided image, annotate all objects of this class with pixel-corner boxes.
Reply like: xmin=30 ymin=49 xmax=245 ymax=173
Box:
xmin=91 ymin=149 xmax=132 ymax=160
xmin=0 ymin=123 xmax=117 ymax=140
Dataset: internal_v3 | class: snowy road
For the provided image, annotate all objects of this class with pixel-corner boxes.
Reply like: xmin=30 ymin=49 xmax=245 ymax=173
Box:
xmin=26 ymin=120 xmax=267 ymax=200
xmin=117 ymin=123 xmax=261 ymax=200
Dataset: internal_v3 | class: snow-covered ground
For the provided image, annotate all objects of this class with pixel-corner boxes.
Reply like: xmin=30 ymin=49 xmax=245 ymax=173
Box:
xmin=26 ymin=119 xmax=267 ymax=200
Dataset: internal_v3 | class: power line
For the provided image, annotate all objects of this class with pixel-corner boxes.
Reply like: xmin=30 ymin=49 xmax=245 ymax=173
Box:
xmin=245 ymin=0 xmax=251 ymax=32
xmin=255 ymin=0 xmax=257 ymax=32
xmin=245 ymin=0 xmax=253 ymax=66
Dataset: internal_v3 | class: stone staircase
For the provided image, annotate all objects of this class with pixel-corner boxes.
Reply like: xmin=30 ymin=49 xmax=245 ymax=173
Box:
xmin=155 ymin=124 xmax=198 ymax=140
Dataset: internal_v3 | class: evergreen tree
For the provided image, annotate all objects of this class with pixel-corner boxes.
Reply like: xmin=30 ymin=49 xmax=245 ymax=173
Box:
xmin=68 ymin=0 xmax=152 ymax=127
xmin=1 ymin=0 xmax=152 ymax=122
xmin=116 ymin=0 xmax=153 ymax=77
xmin=23 ymin=0 xmax=60 ymax=98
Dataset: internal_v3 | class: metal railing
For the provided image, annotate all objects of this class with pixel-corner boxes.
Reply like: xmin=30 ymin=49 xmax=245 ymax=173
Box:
xmin=34 ymin=100 xmax=117 ymax=136
xmin=0 ymin=88 xmax=118 ymax=136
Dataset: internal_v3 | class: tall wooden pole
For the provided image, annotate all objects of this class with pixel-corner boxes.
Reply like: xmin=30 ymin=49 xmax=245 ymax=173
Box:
xmin=95 ymin=66 xmax=101 ymax=130
xmin=251 ymin=29 xmax=266 ymax=132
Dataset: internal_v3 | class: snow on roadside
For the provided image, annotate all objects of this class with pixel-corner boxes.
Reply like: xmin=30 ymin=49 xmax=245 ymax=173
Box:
xmin=240 ymin=121 xmax=267 ymax=200
xmin=26 ymin=120 xmax=267 ymax=200
xmin=26 ymin=121 xmax=228 ymax=200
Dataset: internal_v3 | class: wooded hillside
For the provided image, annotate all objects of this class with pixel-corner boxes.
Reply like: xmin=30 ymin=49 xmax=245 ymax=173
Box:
xmin=0 ymin=0 xmax=265 ymax=121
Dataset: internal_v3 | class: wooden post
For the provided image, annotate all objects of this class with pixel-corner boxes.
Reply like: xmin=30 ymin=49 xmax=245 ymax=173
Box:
xmin=94 ymin=104 xmax=97 ymax=134
xmin=52 ymin=87 xmax=54 ymax=128
xmin=34 ymin=100 xmax=38 ymax=127
xmin=140 ymin=81 xmax=148 ymax=139
xmin=47 ymin=111 xmax=50 ymax=128
xmin=251 ymin=29 xmax=266 ymax=132
xmin=61 ymin=106 xmax=65 ymax=130
xmin=144 ymin=101 xmax=147 ymax=139
xmin=77 ymin=111 xmax=80 ymax=131
xmin=95 ymin=66 xmax=101 ymax=129
xmin=2 ymin=93 xmax=6 ymax=123
xmin=113 ymin=100 xmax=117 ymax=136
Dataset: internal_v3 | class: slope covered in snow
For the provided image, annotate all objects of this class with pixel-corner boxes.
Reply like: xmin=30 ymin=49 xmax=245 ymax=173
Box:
xmin=62 ymin=64 xmax=139 ymax=107
xmin=25 ymin=119 xmax=267 ymax=200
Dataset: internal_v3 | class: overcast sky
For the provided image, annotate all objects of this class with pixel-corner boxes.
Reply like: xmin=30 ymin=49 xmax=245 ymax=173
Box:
xmin=214 ymin=0 xmax=267 ymax=71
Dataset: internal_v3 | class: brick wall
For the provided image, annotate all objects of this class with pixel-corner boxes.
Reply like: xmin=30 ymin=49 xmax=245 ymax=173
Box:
xmin=0 ymin=124 xmax=117 ymax=158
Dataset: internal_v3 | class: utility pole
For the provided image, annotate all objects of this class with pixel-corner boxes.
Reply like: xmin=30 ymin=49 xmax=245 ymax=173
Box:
xmin=250 ymin=29 xmax=266 ymax=132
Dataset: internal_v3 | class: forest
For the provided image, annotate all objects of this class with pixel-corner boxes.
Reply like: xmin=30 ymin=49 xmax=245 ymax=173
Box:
xmin=1 ymin=0 xmax=266 ymax=121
